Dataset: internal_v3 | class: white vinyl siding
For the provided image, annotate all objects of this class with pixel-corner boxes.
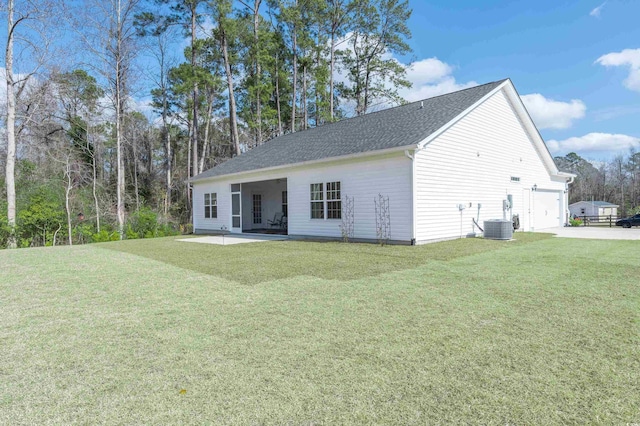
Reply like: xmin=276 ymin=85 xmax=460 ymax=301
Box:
xmin=414 ymin=88 xmax=566 ymax=241
xmin=193 ymin=152 xmax=412 ymax=242
xmin=193 ymin=184 xmax=230 ymax=232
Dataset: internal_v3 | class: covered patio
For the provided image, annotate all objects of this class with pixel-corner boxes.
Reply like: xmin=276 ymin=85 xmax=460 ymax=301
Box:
xmin=233 ymin=178 xmax=288 ymax=235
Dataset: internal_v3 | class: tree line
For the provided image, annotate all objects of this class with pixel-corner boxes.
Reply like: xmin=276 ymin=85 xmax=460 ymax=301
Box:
xmin=1 ymin=0 xmax=413 ymax=248
xmin=555 ymin=151 xmax=640 ymax=217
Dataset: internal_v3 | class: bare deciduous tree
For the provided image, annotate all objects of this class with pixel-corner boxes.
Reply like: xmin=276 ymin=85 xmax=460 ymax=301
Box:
xmin=71 ymin=0 xmax=142 ymax=238
xmin=3 ymin=0 xmax=57 ymax=248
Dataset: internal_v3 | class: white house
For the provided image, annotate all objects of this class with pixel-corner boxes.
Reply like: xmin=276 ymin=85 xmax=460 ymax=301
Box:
xmin=569 ymin=201 xmax=618 ymax=218
xmin=191 ymin=79 xmax=575 ymax=244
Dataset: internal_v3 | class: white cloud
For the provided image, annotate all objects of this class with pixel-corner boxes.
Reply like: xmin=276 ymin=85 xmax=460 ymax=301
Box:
xmin=590 ymin=2 xmax=606 ymax=18
xmin=596 ymin=48 xmax=640 ymax=92
xmin=401 ymin=58 xmax=477 ymax=101
xmin=404 ymin=58 xmax=453 ymax=87
xmin=521 ymin=93 xmax=586 ymax=130
xmin=547 ymin=133 xmax=640 ymax=154
xmin=334 ymin=33 xmax=478 ymax=110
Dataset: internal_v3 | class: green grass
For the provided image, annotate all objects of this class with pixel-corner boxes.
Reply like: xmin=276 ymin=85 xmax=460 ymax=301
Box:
xmin=1 ymin=234 xmax=639 ymax=424
xmin=105 ymin=232 xmax=553 ymax=284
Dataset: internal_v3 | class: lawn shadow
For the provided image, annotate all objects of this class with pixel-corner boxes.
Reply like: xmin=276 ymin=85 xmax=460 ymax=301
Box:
xmin=101 ymin=233 xmax=553 ymax=285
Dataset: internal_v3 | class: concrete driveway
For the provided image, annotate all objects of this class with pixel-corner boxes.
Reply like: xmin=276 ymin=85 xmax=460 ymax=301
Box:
xmin=537 ymin=226 xmax=640 ymax=240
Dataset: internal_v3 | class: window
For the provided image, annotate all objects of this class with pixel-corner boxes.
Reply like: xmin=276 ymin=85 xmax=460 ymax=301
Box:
xmin=282 ymin=191 xmax=288 ymax=217
xmin=204 ymin=193 xmax=217 ymax=218
xmin=310 ymin=181 xmax=342 ymax=219
xmin=310 ymin=183 xmax=324 ymax=219
xmin=511 ymin=176 xmax=521 ymax=182
xmin=326 ymin=181 xmax=341 ymax=219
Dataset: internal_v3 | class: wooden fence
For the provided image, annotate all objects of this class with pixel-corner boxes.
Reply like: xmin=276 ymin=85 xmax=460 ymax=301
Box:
xmin=575 ymin=215 xmax=617 ymax=227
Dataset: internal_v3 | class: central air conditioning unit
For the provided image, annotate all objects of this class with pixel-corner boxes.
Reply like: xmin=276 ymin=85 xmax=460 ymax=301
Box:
xmin=483 ymin=219 xmax=513 ymax=240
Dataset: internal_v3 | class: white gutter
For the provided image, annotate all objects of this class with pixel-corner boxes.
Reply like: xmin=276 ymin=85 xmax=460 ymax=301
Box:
xmin=555 ymin=171 xmax=576 ymax=184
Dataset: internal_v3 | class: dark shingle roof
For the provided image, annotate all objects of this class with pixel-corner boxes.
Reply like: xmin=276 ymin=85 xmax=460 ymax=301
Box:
xmin=193 ymin=79 xmax=507 ymax=181
xmin=591 ymin=201 xmax=618 ymax=207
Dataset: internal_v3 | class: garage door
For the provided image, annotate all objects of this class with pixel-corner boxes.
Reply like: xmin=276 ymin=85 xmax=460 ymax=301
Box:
xmin=534 ymin=191 xmax=561 ymax=230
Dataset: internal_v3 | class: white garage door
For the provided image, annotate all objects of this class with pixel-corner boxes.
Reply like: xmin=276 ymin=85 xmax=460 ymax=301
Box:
xmin=534 ymin=191 xmax=561 ymax=230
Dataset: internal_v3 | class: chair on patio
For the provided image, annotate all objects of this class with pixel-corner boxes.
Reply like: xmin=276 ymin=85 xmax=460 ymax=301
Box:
xmin=268 ymin=212 xmax=285 ymax=228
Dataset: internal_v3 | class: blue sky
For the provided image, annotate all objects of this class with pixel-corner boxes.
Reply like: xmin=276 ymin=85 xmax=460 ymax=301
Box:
xmin=395 ymin=0 xmax=640 ymax=161
xmin=2 ymin=0 xmax=638 ymax=162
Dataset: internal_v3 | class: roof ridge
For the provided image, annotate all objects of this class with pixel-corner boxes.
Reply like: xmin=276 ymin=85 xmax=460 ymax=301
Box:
xmin=273 ymin=78 xmax=509 ymax=139
xmin=407 ymin=78 xmax=509 ymax=105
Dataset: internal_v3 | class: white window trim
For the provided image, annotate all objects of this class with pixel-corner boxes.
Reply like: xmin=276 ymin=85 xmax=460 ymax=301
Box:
xmin=326 ymin=181 xmax=342 ymax=220
xmin=310 ymin=181 xmax=342 ymax=220
xmin=310 ymin=183 xmax=324 ymax=219
xmin=204 ymin=192 xmax=217 ymax=219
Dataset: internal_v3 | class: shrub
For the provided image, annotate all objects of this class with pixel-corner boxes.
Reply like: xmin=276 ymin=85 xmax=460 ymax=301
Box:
xmin=125 ymin=224 xmax=140 ymax=240
xmin=92 ymin=230 xmax=120 ymax=243
xmin=180 ymin=223 xmax=193 ymax=235
xmin=0 ymin=201 xmax=9 ymax=248
xmin=73 ymin=223 xmax=95 ymax=244
xmin=570 ymin=218 xmax=583 ymax=227
xmin=129 ymin=207 xmax=158 ymax=238
xmin=17 ymin=188 xmax=65 ymax=246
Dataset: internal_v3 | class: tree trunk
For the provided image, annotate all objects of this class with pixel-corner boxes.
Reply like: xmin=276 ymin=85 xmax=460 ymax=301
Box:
xmin=65 ymin=158 xmax=73 ymax=246
xmin=186 ymin=120 xmax=191 ymax=207
xmin=198 ymin=91 xmax=214 ymax=174
xmin=191 ymin=5 xmax=199 ymax=178
xmin=220 ymin=23 xmax=241 ymax=156
xmin=315 ymin=44 xmax=320 ymax=127
xmin=290 ymin=17 xmax=297 ymax=133
xmin=275 ymin=52 xmax=283 ymax=135
xmin=115 ymin=0 xmax=126 ymax=239
xmin=302 ymin=64 xmax=307 ymax=130
xmin=160 ymin=89 xmax=171 ymax=214
xmin=4 ymin=0 xmax=17 ymax=248
xmin=133 ymin=130 xmax=140 ymax=211
xmin=92 ymin=148 xmax=100 ymax=232
xmin=253 ymin=0 xmax=262 ymax=144
xmin=329 ymin=31 xmax=335 ymax=121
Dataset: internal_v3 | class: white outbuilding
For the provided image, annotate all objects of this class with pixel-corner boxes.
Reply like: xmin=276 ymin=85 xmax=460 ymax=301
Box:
xmin=191 ymin=79 xmax=575 ymax=244
xmin=569 ymin=201 xmax=619 ymax=219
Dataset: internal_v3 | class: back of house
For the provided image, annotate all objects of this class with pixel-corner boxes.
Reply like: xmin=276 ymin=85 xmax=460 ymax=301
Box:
xmin=191 ymin=79 xmax=574 ymax=244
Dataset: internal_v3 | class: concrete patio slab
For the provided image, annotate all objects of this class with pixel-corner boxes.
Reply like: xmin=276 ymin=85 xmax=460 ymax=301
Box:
xmin=535 ymin=226 xmax=640 ymax=240
xmin=177 ymin=234 xmax=288 ymax=245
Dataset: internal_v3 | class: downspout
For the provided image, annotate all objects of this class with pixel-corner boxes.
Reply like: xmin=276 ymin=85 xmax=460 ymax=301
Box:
xmin=565 ymin=175 xmax=574 ymax=226
xmin=405 ymin=149 xmax=417 ymax=245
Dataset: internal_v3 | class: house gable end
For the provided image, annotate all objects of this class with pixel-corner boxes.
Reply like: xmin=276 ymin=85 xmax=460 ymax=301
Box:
xmin=416 ymin=79 xmax=561 ymax=179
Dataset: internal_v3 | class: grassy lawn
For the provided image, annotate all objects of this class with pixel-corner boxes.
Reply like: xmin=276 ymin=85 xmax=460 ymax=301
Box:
xmin=1 ymin=234 xmax=639 ymax=424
